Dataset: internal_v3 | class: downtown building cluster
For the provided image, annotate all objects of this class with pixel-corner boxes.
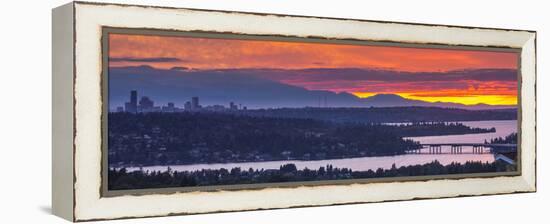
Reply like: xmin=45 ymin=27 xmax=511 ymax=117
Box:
xmin=116 ymin=90 xmax=247 ymax=113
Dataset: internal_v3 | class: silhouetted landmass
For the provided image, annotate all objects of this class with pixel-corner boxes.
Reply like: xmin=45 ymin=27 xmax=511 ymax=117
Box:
xmin=108 ymin=112 xmax=495 ymax=166
xmin=108 ymin=160 xmax=513 ymax=190
xmin=110 ymin=66 xmax=516 ymax=110
xmin=487 ymin=133 xmax=518 ymax=160
xmin=489 ymin=132 xmax=518 ymax=144
xmin=387 ymin=122 xmax=496 ymax=137
xmin=239 ymin=107 xmax=517 ymax=123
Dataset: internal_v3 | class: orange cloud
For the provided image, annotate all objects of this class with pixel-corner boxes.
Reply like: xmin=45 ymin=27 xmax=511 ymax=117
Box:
xmin=109 ymin=34 xmax=518 ymax=72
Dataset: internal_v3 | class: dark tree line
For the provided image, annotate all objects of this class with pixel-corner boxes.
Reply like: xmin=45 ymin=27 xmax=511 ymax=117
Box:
xmin=486 ymin=132 xmax=518 ymax=154
xmin=109 ymin=160 xmax=513 ymax=190
xmin=238 ymin=107 xmax=517 ymax=123
xmin=390 ymin=122 xmax=495 ymax=137
xmin=488 ymin=132 xmax=518 ymax=144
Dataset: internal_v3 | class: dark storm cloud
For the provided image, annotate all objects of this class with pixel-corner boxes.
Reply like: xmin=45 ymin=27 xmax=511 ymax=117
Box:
xmin=109 ymin=57 xmax=185 ymax=63
xmin=232 ymin=68 xmax=518 ymax=84
xmin=287 ymin=68 xmax=518 ymax=82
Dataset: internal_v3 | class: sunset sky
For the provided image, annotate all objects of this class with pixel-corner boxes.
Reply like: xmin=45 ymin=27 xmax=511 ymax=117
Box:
xmin=109 ymin=34 xmax=518 ymax=106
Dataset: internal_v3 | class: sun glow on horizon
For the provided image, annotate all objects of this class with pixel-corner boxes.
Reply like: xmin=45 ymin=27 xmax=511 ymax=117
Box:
xmin=352 ymin=92 xmax=517 ymax=106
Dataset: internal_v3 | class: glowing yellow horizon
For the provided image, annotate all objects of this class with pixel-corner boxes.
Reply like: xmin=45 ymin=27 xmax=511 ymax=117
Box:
xmin=352 ymin=92 xmax=517 ymax=106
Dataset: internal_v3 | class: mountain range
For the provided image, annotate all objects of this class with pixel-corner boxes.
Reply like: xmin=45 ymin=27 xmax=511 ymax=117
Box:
xmin=108 ymin=66 xmax=516 ymax=110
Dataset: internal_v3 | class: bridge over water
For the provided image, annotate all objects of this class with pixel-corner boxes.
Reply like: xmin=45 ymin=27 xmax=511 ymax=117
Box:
xmin=406 ymin=143 xmax=517 ymax=155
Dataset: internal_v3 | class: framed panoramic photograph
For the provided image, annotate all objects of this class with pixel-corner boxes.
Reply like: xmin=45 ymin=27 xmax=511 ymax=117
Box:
xmin=52 ymin=1 xmax=536 ymax=222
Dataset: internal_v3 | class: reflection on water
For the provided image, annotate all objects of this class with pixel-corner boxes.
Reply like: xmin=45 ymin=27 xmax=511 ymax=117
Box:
xmin=125 ymin=120 xmax=517 ymax=173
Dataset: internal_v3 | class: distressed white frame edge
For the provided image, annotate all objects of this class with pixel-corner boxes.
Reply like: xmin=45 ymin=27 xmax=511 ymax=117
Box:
xmin=52 ymin=2 xmax=75 ymax=222
xmin=67 ymin=2 xmax=536 ymax=221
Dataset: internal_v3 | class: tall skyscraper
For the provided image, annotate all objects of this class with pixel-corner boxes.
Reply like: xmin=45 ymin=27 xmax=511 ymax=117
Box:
xmin=130 ymin=90 xmax=137 ymax=106
xmin=229 ymin=102 xmax=238 ymax=110
xmin=139 ymin=96 xmax=154 ymax=113
xmin=124 ymin=90 xmax=138 ymax=113
xmin=191 ymin=97 xmax=200 ymax=110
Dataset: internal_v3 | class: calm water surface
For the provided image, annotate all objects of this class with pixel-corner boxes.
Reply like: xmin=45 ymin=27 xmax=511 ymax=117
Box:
xmin=125 ymin=120 xmax=517 ymax=173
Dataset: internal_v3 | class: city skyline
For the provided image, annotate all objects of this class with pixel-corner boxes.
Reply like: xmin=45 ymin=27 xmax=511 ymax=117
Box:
xmin=115 ymin=90 xmax=247 ymax=113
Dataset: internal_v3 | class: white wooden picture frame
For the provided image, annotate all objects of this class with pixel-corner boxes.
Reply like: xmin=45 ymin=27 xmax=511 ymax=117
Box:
xmin=52 ymin=1 xmax=536 ymax=222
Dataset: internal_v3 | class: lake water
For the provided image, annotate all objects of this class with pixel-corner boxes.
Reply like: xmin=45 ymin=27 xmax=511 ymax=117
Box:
xmin=125 ymin=120 xmax=517 ymax=173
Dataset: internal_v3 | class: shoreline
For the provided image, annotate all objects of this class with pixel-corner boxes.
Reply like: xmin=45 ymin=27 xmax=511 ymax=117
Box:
xmin=108 ymin=159 xmax=513 ymax=191
xmin=114 ymin=153 xmax=496 ymax=173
